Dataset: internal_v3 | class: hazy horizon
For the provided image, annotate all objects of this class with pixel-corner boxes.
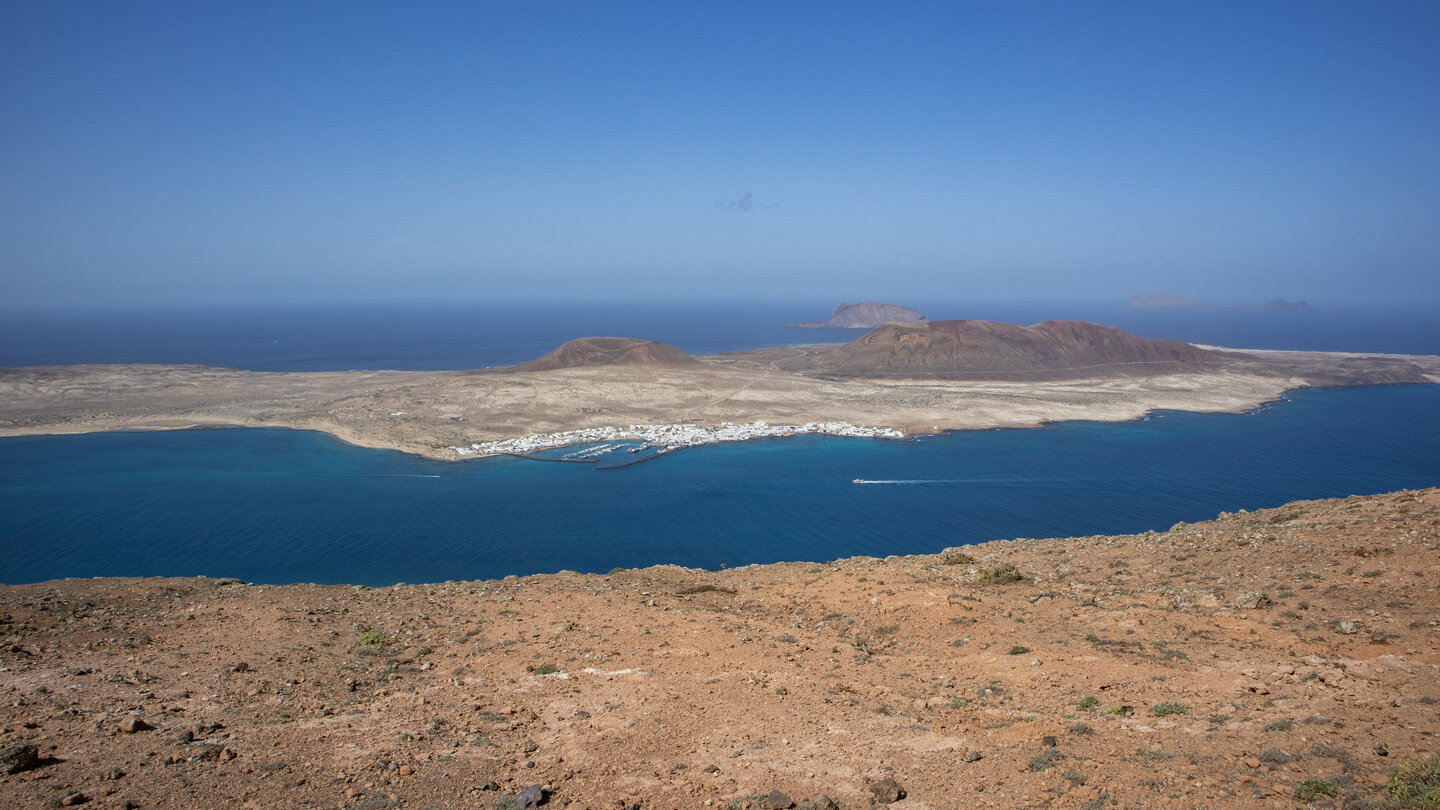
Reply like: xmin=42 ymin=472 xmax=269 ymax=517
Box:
xmin=4 ymin=1 xmax=1439 ymax=309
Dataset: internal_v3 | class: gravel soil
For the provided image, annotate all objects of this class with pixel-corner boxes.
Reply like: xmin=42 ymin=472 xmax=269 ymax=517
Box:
xmin=2 ymin=489 xmax=1437 ymax=809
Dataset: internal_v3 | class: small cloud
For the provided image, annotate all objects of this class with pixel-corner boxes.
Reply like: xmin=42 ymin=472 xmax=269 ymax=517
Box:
xmin=718 ymin=192 xmax=777 ymax=213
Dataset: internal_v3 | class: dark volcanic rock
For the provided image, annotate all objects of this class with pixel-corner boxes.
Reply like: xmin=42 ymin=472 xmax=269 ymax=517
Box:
xmin=760 ymin=790 xmax=794 ymax=809
xmin=513 ymin=783 xmax=545 ymax=807
xmin=867 ymin=777 xmax=905 ymax=802
xmin=785 ymin=301 xmax=927 ymax=329
xmin=122 ymin=715 xmax=151 ymax=733
xmin=782 ymin=319 xmax=1219 ymax=380
xmin=0 ymin=741 xmax=40 ymax=774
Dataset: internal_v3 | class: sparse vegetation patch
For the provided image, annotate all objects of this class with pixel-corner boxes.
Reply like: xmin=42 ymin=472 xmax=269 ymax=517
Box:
xmin=1386 ymin=755 xmax=1440 ymax=809
xmin=978 ymin=563 xmax=1027 ymax=585
xmin=939 ymin=549 xmax=976 ymax=566
xmin=677 ymin=584 xmax=735 ymax=595
xmin=1294 ymin=780 xmax=1337 ymax=801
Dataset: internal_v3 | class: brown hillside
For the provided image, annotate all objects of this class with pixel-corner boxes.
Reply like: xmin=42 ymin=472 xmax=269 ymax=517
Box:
xmin=0 ymin=488 xmax=1436 ymax=809
xmin=501 ymin=337 xmax=701 ymax=372
xmin=784 ymin=319 xmax=1222 ymax=379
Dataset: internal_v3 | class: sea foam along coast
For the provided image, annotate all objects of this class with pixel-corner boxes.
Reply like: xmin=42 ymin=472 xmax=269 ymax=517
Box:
xmin=450 ymin=420 xmax=904 ymax=457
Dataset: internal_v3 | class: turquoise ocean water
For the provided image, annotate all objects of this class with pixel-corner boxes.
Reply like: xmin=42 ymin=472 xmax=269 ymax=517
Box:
xmin=2 ymin=385 xmax=1437 ymax=586
xmin=0 ymin=301 xmax=1436 ymax=585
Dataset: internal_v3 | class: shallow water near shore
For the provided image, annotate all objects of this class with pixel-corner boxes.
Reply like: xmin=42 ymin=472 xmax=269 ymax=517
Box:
xmin=2 ymin=384 xmax=1437 ymax=585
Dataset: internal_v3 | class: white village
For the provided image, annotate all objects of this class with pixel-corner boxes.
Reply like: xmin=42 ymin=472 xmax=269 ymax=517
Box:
xmin=450 ymin=420 xmax=904 ymax=459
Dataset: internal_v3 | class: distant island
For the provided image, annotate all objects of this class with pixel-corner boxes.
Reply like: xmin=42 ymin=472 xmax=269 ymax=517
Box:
xmin=1128 ymin=294 xmax=1319 ymax=313
xmin=784 ymin=301 xmax=927 ymax=328
xmin=4 ymin=318 xmax=1437 ymax=462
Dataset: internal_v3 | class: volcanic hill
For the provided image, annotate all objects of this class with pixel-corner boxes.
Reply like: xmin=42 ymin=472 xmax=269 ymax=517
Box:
xmin=776 ymin=319 xmax=1222 ymax=379
xmin=497 ymin=337 xmax=700 ymax=373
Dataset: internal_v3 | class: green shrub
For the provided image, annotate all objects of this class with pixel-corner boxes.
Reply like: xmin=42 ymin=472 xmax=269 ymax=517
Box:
xmin=1151 ymin=702 xmax=1188 ymax=717
xmin=359 ymin=629 xmax=388 ymax=646
xmin=531 ymin=663 xmax=559 ymax=675
xmin=1007 ymin=645 xmax=1031 ymax=655
xmin=1387 ymin=755 xmax=1440 ymax=808
xmin=1293 ymin=780 xmax=1336 ymax=801
xmin=1075 ymin=696 xmax=1100 ymax=711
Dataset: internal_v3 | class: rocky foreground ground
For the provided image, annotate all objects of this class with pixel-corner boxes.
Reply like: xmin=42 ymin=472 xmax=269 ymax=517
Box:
xmin=2 ymin=489 xmax=1437 ymax=810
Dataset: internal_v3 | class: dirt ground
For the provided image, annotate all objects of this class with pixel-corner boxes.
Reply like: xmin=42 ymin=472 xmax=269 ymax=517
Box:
xmin=2 ymin=488 xmax=1436 ymax=809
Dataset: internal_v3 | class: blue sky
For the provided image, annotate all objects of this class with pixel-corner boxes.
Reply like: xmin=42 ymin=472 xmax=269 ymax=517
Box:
xmin=3 ymin=1 xmax=1438 ymax=307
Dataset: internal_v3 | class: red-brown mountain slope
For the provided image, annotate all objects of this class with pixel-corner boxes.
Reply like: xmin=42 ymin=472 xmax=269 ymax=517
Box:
xmin=782 ymin=319 xmax=1223 ymax=379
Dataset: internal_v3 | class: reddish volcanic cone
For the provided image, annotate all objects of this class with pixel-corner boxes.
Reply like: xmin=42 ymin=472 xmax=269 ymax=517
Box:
xmin=794 ymin=319 xmax=1220 ymax=379
xmin=505 ymin=337 xmax=702 ymax=372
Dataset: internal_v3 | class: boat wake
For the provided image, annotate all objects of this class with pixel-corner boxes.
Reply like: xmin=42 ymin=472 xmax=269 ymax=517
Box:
xmin=852 ymin=477 xmax=1056 ymax=485
xmin=852 ymin=478 xmax=963 ymax=485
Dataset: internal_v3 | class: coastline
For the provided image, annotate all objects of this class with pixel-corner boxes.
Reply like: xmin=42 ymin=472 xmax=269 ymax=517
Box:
xmin=0 ymin=344 xmax=1437 ymax=461
xmin=0 ymin=365 xmax=1309 ymax=461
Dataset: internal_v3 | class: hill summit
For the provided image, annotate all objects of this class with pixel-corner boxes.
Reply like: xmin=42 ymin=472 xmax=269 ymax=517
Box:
xmin=786 ymin=319 xmax=1219 ymax=379
xmin=507 ymin=337 xmax=700 ymax=372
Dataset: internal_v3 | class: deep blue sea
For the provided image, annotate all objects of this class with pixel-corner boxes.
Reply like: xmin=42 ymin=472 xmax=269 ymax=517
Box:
xmin=3 ymin=299 xmax=1438 ymax=370
xmin=1 ymin=300 xmax=1437 ymax=585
